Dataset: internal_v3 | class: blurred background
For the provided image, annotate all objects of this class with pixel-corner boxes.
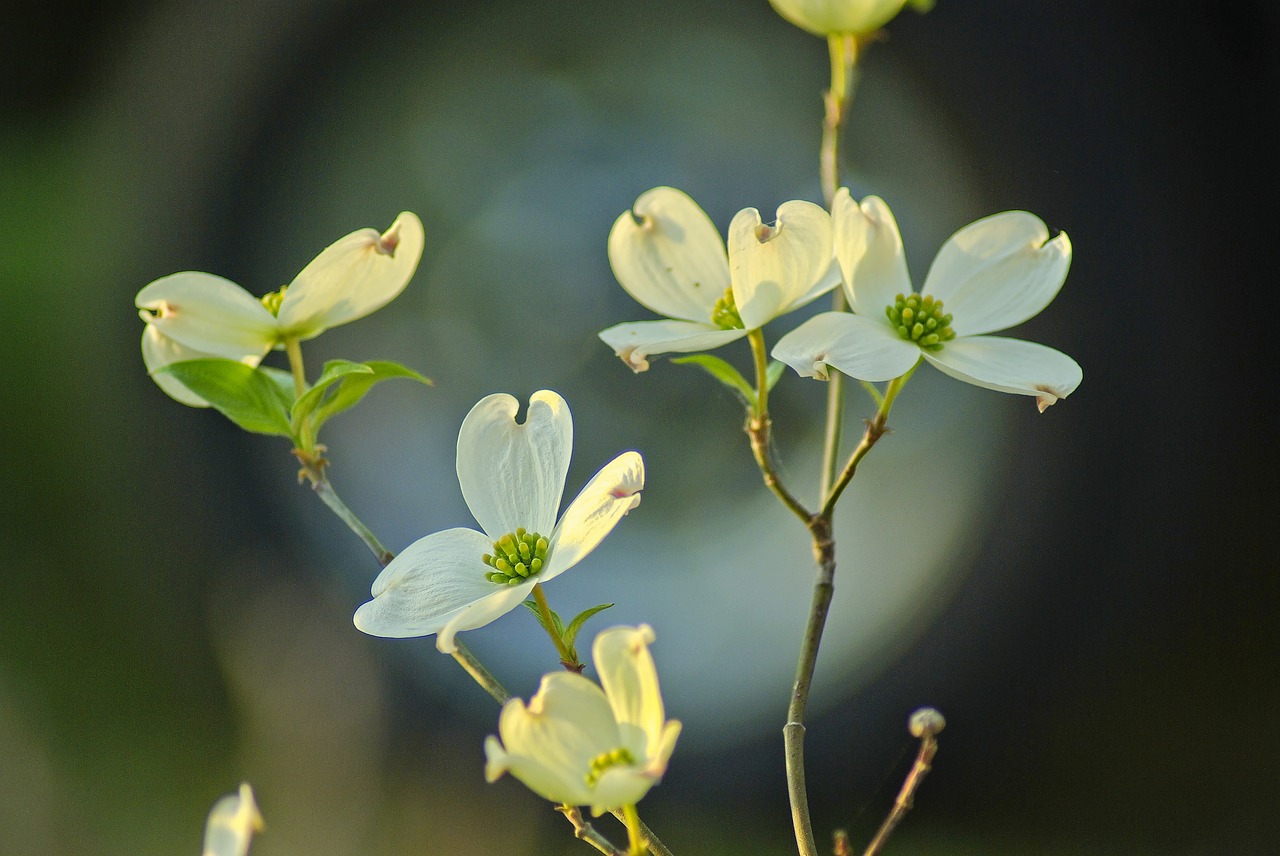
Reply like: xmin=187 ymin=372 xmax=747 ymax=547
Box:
xmin=1 ymin=0 xmax=1276 ymax=853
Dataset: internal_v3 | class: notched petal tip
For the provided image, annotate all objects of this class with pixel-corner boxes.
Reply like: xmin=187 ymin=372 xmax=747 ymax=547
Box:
xmin=1035 ymin=385 xmax=1066 ymax=413
xmin=617 ymin=346 xmax=651 ymax=373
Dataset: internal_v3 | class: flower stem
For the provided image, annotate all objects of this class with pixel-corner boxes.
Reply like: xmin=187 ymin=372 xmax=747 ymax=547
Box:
xmin=533 ymin=583 xmax=583 ymax=671
xmin=822 ymin=367 xmax=913 ymax=517
xmin=746 ymin=329 xmax=812 ymax=523
xmin=622 ymin=804 xmax=647 ymax=856
xmin=283 ymin=335 xmax=308 ymax=398
xmin=817 ymin=32 xmax=858 ymax=503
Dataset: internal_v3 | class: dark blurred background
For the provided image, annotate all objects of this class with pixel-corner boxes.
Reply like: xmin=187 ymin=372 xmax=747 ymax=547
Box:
xmin=1 ymin=1 xmax=1277 ymax=854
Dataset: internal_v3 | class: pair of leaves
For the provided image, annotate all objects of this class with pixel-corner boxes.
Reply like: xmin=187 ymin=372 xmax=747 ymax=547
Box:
xmin=671 ymin=353 xmax=786 ymax=408
xmin=521 ymin=601 xmax=615 ymax=667
xmin=156 ymin=358 xmax=429 ymax=444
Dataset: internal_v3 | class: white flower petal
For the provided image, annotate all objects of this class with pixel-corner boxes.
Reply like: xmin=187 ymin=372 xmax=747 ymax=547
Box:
xmin=136 ymin=272 xmax=277 ymax=356
xmin=490 ymin=673 xmax=618 ymax=805
xmin=141 ymin=325 xmax=256 ymax=407
xmin=729 ymin=200 xmax=834 ymax=330
xmin=588 ymin=767 xmax=662 ymax=816
xmin=544 ymin=452 xmax=645 ymax=582
xmin=484 ymin=734 xmax=591 ymax=805
xmin=607 ymin=187 xmax=731 ymax=323
xmin=921 ymin=211 xmax=1071 ymax=337
xmin=833 ymin=190 xmax=912 ymax=316
xmin=593 ymin=625 xmax=665 ymax=753
xmin=598 ymin=320 xmax=748 ymax=372
xmin=202 ymin=783 xmax=263 ymax=856
xmin=276 ymin=211 xmax=425 ymax=339
xmin=434 ymin=582 xmax=534 ymax=654
xmin=352 ymin=527 xmax=508 ymax=639
xmin=923 ymin=335 xmax=1082 ymax=408
xmin=456 ymin=390 xmax=572 ymax=539
xmin=773 ymin=311 xmax=919 ymax=381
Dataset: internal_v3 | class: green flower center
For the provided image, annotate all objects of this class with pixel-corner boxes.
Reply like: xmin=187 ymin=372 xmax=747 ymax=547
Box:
xmin=585 ymin=747 xmax=636 ymax=787
xmin=482 ymin=528 xmax=549 ymax=586
xmin=886 ymin=293 xmax=955 ymax=351
xmin=710 ymin=287 xmax=744 ymax=330
xmin=259 ymin=285 xmax=289 ymax=316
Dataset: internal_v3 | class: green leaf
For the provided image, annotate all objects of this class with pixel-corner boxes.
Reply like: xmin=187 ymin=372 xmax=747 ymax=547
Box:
xmin=157 ymin=359 xmax=294 ymax=437
xmin=766 ymin=359 xmax=787 ymax=392
xmin=563 ymin=603 xmax=615 ymax=653
xmin=290 ymin=359 xmax=374 ymax=431
xmin=310 ymin=360 xmax=431 ymax=432
xmin=671 ymin=354 xmax=755 ymax=404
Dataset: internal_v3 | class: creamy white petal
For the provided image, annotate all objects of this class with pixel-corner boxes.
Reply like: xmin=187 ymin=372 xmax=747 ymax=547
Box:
xmin=435 ymin=583 xmax=534 ymax=653
xmin=456 ymin=390 xmax=572 ymax=539
xmin=593 ymin=625 xmax=665 ymax=753
xmin=833 ymin=191 xmax=912 ymax=316
xmin=923 ymin=335 xmax=1082 ymax=407
xmin=729 ymin=200 xmax=834 ymax=331
xmin=543 ymin=452 xmax=644 ymax=582
xmin=773 ymin=312 xmax=919 ymax=381
xmin=607 ymin=187 xmax=731 ymax=323
xmin=490 ymin=673 xmax=619 ymax=804
xmin=598 ymin=320 xmax=748 ymax=372
xmin=588 ymin=767 xmax=663 ymax=816
xmin=921 ymin=212 xmax=1071 ymax=337
xmin=352 ymin=527 xmax=507 ymax=639
xmin=202 ymin=783 xmax=263 ymax=856
xmin=136 ymin=272 xmax=277 ymax=356
xmin=484 ymin=734 xmax=592 ymax=806
xmin=276 ymin=211 xmax=425 ymax=339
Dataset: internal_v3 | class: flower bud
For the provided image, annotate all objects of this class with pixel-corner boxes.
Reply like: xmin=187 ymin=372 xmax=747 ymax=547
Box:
xmin=767 ymin=0 xmax=931 ymax=37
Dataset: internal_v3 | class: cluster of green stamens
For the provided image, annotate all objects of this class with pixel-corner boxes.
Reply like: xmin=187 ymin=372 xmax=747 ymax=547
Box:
xmin=482 ymin=528 xmax=549 ymax=586
xmin=886 ymin=293 xmax=955 ymax=351
xmin=710 ymin=287 xmax=744 ymax=330
xmin=259 ymin=285 xmax=289 ymax=316
xmin=585 ymin=747 xmax=636 ymax=787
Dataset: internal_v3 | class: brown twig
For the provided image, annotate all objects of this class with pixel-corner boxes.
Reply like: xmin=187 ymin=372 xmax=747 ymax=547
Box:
xmin=862 ymin=708 xmax=945 ymax=856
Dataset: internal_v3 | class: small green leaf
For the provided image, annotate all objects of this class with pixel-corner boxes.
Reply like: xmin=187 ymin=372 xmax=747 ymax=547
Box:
xmin=310 ymin=360 xmax=431 ymax=432
xmin=766 ymin=359 xmax=787 ymax=392
xmin=563 ymin=603 xmax=615 ymax=653
xmin=671 ymin=354 xmax=755 ymax=404
xmin=157 ymin=359 xmax=294 ymax=437
xmin=291 ymin=359 xmax=374 ymax=431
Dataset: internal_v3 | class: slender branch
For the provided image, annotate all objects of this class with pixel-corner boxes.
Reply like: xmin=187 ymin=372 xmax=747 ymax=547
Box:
xmin=746 ymin=330 xmax=813 ymax=523
xmin=822 ymin=368 xmax=912 ymax=517
xmin=302 ymin=462 xmax=397 ymax=567
xmin=622 ymin=804 xmax=646 ymax=856
xmin=862 ymin=709 xmax=945 ymax=856
xmin=450 ymin=640 xmax=511 ymax=704
xmin=784 ymin=515 xmax=836 ymax=856
xmin=603 ymin=810 xmax=671 ymax=856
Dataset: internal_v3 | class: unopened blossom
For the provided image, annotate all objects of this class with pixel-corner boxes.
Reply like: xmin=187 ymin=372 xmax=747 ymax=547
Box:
xmin=354 ymin=390 xmax=643 ymax=653
xmin=485 ymin=625 xmax=680 ymax=815
xmin=599 ymin=186 xmax=838 ymax=371
xmin=137 ymin=212 xmax=424 ymax=406
xmin=767 ymin=0 xmax=928 ymax=37
xmin=201 ymin=783 xmax=263 ymax=856
xmin=773 ymin=189 xmax=1081 ymax=411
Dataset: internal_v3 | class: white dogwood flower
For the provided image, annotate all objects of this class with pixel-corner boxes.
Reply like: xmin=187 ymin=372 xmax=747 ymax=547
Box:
xmin=353 ymin=390 xmax=644 ymax=653
xmin=599 ymin=186 xmax=838 ymax=371
xmin=767 ymin=0 xmax=924 ymax=37
xmin=202 ymin=783 xmax=263 ymax=856
xmin=485 ymin=624 xmax=681 ymax=815
xmin=773 ymin=190 xmax=1081 ymax=411
xmin=136 ymin=212 xmax=424 ymax=406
